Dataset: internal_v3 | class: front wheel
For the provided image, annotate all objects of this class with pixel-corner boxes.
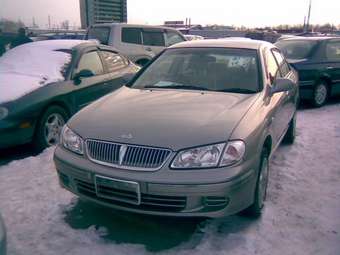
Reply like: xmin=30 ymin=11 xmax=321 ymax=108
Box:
xmin=33 ymin=106 xmax=68 ymax=151
xmin=242 ymin=148 xmax=269 ymax=217
xmin=312 ymin=83 xmax=328 ymax=107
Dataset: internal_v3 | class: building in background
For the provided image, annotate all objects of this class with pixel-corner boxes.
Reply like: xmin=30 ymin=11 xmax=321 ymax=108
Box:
xmin=79 ymin=0 xmax=127 ymax=29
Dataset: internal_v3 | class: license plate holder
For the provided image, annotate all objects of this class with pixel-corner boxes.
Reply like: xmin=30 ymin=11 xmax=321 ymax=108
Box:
xmin=94 ymin=175 xmax=141 ymax=205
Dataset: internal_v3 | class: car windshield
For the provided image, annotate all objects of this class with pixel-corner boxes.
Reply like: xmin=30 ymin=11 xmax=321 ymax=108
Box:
xmin=275 ymin=40 xmax=318 ymax=60
xmin=130 ymin=48 xmax=261 ymax=94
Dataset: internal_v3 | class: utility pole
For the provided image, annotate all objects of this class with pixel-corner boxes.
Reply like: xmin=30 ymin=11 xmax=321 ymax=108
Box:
xmin=306 ymin=0 xmax=312 ymax=32
xmin=48 ymin=15 xmax=51 ymax=29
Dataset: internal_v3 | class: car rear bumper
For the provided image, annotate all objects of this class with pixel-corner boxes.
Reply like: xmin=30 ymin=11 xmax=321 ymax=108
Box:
xmin=54 ymin=146 xmax=258 ymax=218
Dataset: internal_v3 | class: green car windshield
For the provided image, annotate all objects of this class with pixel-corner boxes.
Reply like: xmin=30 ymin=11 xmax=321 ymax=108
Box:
xmin=131 ymin=48 xmax=261 ymax=94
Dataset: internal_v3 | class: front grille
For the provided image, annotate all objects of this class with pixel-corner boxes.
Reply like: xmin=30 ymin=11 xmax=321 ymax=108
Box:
xmin=74 ymin=179 xmax=186 ymax=212
xmin=86 ymin=140 xmax=172 ymax=170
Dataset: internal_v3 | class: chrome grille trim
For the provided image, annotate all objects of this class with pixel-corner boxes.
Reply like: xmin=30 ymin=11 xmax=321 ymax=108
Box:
xmin=86 ymin=139 xmax=172 ymax=171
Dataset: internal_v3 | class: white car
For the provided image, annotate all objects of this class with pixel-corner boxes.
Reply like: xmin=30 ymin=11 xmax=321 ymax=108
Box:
xmin=86 ymin=23 xmax=186 ymax=66
xmin=184 ymin=34 xmax=204 ymax=41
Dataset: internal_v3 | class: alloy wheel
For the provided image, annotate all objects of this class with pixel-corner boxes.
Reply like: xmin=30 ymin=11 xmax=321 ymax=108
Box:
xmin=44 ymin=113 xmax=65 ymax=146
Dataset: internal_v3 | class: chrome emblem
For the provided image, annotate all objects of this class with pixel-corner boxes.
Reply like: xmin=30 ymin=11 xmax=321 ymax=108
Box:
xmin=119 ymin=144 xmax=128 ymax=165
xmin=120 ymin=133 xmax=133 ymax=139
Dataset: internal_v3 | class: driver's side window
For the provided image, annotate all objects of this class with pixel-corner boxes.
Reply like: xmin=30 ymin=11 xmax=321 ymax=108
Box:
xmin=73 ymin=51 xmax=104 ymax=78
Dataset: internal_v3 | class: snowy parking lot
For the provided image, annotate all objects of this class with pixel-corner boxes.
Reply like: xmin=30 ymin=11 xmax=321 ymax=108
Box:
xmin=0 ymin=102 xmax=340 ymax=255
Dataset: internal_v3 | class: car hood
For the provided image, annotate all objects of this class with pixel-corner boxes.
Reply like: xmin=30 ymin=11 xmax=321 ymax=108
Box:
xmin=69 ymin=87 xmax=259 ymax=151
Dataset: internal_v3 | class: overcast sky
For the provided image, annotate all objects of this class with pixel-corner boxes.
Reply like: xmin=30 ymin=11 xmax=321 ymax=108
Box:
xmin=0 ymin=0 xmax=339 ymax=28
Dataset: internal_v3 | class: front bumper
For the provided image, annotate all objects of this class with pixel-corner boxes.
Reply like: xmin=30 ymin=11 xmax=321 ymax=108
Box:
xmin=0 ymin=120 xmax=35 ymax=149
xmin=54 ymin=146 xmax=259 ymax=218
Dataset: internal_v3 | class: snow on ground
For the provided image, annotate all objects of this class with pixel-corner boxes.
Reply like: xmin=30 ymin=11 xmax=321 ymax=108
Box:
xmin=0 ymin=40 xmax=85 ymax=104
xmin=0 ymin=103 xmax=340 ymax=255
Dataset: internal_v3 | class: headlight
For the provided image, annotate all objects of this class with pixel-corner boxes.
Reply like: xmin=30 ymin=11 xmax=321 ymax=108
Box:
xmin=61 ymin=125 xmax=84 ymax=155
xmin=0 ymin=107 xmax=8 ymax=120
xmin=171 ymin=143 xmax=225 ymax=169
xmin=171 ymin=141 xmax=245 ymax=169
xmin=220 ymin=140 xmax=245 ymax=167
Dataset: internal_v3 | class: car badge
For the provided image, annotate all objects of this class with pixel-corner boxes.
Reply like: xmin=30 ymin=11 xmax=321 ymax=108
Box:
xmin=120 ymin=133 xmax=133 ymax=139
xmin=119 ymin=144 xmax=128 ymax=165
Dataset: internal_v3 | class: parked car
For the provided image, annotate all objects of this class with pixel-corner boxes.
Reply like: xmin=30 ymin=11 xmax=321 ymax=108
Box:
xmin=0 ymin=214 xmax=6 ymax=255
xmin=184 ymin=34 xmax=204 ymax=41
xmin=54 ymin=39 xmax=298 ymax=218
xmin=86 ymin=23 xmax=186 ymax=66
xmin=276 ymin=37 xmax=340 ymax=106
xmin=0 ymin=40 xmax=139 ymax=150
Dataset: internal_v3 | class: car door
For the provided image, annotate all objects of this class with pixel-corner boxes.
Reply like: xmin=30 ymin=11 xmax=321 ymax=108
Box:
xmin=71 ymin=50 xmax=113 ymax=110
xmin=141 ymin=28 xmax=165 ymax=56
xmin=272 ymin=49 xmax=297 ymax=124
xmin=264 ymin=48 xmax=287 ymax=144
xmin=99 ymin=49 xmax=133 ymax=93
xmin=324 ymin=39 xmax=340 ymax=95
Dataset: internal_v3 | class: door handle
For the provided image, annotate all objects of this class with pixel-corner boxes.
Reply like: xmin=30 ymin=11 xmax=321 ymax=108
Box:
xmin=145 ymin=47 xmax=152 ymax=52
xmin=326 ymin=66 xmax=334 ymax=70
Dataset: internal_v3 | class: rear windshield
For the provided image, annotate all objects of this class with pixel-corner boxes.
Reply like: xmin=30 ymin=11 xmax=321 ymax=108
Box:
xmin=131 ymin=48 xmax=261 ymax=94
xmin=86 ymin=27 xmax=110 ymax=45
xmin=275 ymin=40 xmax=317 ymax=60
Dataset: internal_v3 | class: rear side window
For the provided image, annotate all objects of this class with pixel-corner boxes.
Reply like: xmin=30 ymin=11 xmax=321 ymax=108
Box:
xmin=122 ymin=28 xmax=142 ymax=44
xmin=74 ymin=51 xmax=104 ymax=76
xmin=272 ymin=50 xmax=290 ymax=77
xmin=166 ymin=30 xmax=185 ymax=46
xmin=275 ymin=40 xmax=317 ymax=60
xmin=326 ymin=41 xmax=340 ymax=61
xmin=101 ymin=51 xmax=128 ymax=72
xmin=87 ymin=27 xmax=110 ymax=45
xmin=142 ymin=30 xmax=165 ymax=46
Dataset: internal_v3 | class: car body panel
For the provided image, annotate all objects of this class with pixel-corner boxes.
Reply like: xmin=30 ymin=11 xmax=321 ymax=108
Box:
xmin=68 ymin=86 xmax=260 ymax=150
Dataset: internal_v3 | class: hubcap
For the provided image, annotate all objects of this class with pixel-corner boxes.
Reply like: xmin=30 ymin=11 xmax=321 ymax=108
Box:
xmin=315 ymin=84 xmax=327 ymax=105
xmin=258 ymin=157 xmax=269 ymax=206
xmin=44 ymin=113 xmax=65 ymax=146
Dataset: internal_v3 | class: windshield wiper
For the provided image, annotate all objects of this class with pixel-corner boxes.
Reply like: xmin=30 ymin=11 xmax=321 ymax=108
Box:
xmin=217 ymin=88 xmax=257 ymax=94
xmin=144 ymin=85 xmax=212 ymax=91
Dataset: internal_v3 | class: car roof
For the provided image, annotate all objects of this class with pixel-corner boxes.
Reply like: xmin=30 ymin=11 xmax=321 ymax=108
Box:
xmin=169 ymin=39 xmax=273 ymax=50
xmin=89 ymin=23 xmax=177 ymax=31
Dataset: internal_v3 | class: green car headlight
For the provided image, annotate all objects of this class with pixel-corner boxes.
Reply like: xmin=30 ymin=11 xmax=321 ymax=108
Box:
xmin=61 ymin=125 xmax=84 ymax=155
xmin=0 ymin=107 xmax=9 ymax=120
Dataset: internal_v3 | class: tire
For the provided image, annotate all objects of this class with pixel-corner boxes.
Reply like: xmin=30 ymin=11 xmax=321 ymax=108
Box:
xmin=33 ymin=105 xmax=68 ymax=151
xmin=312 ymin=82 xmax=328 ymax=107
xmin=283 ymin=114 xmax=296 ymax=144
xmin=243 ymin=148 xmax=270 ymax=217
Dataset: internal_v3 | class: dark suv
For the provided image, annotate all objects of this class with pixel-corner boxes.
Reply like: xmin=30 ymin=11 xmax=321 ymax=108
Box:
xmin=276 ymin=37 xmax=340 ymax=107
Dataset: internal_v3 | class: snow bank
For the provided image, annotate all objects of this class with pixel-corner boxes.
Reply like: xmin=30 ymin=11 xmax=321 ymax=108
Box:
xmin=0 ymin=40 xmax=84 ymax=104
xmin=0 ymin=104 xmax=339 ymax=255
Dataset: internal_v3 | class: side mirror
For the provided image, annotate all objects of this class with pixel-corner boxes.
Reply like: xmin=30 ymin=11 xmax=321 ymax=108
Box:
xmin=73 ymin=69 xmax=94 ymax=83
xmin=270 ymin=78 xmax=295 ymax=95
